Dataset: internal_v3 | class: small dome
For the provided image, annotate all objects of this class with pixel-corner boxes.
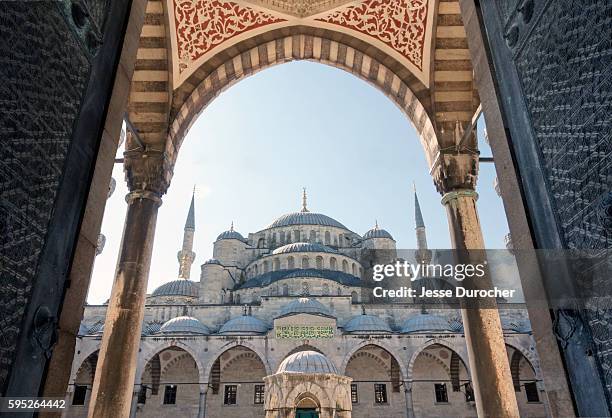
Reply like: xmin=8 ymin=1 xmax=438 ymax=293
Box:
xmin=152 ymin=279 xmax=199 ymax=298
xmin=159 ymin=316 xmax=210 ymax=334
xmin=216 ymin=229 xmax=246 ymax=242
xmin=142 ymin=321 xmax=163 ymax=336
xmin=267 ymin=212 xmax=347 ymax=229
xmin=272 ymin=242 xmax=338 ymax=255
xmin=203 ymin=258 xmax=221 ymax=265
xmin=218 ymin=315 xmax=269 ymax=335
xmin=502 ymin=318 xmax=532 ymax=333
xmin=277 ymin=351 xmax=338 ymax=374
xmin=86 ymin=321 xmax=104 ymax=335
xmin=401 ymin=313 xmax=450 ymax=333
xmin=344 ymin=314 xmax=392 ymax=333
xmin=278 ymin=298 xmax=332 ymax=318
xmin=363 ymin=226 xmax=394 ymax=240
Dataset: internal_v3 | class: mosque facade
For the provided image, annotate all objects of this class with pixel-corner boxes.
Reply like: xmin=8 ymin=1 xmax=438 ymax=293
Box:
xmin=64 ymin=191 xmax=548 ymax=418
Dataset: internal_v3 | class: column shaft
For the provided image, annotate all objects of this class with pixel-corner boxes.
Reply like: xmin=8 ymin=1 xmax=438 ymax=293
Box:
xmin=88 ymin=194 xmax=161 ymax=418
xmin=198 ymin=390 xmax=207 ymax=418
xmin=404 ymin=384 xmax=414 ymax=418
xmin=442 ymin=190 xmax=520 ymax=418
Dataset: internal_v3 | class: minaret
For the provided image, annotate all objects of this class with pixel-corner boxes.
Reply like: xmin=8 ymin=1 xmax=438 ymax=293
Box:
xmin=301 ymin=187 xmax=309 ymax=212
xmin=414 ymin=183 xmax=432 ymax=265
xmin=177 ymin=190 xmax=196 ymax=279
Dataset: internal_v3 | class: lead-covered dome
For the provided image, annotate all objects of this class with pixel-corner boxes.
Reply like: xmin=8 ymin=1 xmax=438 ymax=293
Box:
xmin=218 ymin=315 xmax=269 ymax=335
xmin=344 ymin=314 xmax=392 ymax=333
xmin=159 ymin=316 xmax=211 ymax=334
xmin=272 ymin=242 xmax=338 ymax=255
xmin=278 ymin=298 xmax=332 ymax=318
xmin=363 ymin=226 xmax=394 ymax=240
xmin=401 ymin=313 xmax=450 ymax=333
xmin=267 ymin=212 xmax=347 ymax=229
xmin=216 ymin=229 xmax=246 ymax=242
xmin=277 ymin=351 xmax=338 ymax=374
xmin=151 ymin=279 xmax=199 ymax=298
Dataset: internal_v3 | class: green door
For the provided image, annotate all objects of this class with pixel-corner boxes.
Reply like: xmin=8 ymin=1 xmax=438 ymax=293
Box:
xmin=295 ymin=408 xmax=318 ymax=418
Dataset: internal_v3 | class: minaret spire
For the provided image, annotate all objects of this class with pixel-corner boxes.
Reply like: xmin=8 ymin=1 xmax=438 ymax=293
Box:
xmin=177 ymin=189 xmax=197 ymax=279
xmin=413 ymin=183 xmax=431 ymax=265
xmin=301 ymin=187 xmax=309 ymax=212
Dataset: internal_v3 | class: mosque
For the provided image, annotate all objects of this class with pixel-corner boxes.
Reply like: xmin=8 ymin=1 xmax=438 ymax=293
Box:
xmin=64 ymin=191 xmax=547 ymax=418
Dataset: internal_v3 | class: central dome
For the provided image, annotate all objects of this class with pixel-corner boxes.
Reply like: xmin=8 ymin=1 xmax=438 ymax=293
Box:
xmin=277 ymin=351 xmax=338 ymax=374
xmin=266 ymin=211 xmax=347 ymax=229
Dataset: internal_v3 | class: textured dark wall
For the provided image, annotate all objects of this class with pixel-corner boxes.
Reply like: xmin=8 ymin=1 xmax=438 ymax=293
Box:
xmin=479 ymin=0 xmax=612 ymax=414
xmin=0 ymin=0 xmax=127 ymax=401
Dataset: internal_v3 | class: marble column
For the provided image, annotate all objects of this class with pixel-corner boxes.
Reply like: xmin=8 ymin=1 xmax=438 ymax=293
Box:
xmin=430 ymin=145 xmax=519 ymax=417
xmin=404 ymin=382 xmax=414 ymax=418
xmin=441 ymin=188 xmax=520 ymax=418
xmin=129 ymin=384 xmax=141 ymax=418
xmin=88 ymin=149 xmax=170 ymax=418
xmin=197 ymin=388 xmax=207 ymax=418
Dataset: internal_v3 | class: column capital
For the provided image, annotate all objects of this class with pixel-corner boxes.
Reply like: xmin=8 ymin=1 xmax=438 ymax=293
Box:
xmin=124 ymin=148 xmax=173 ymax=199
xmin=430 ymin=150 xmax=479 ymax=195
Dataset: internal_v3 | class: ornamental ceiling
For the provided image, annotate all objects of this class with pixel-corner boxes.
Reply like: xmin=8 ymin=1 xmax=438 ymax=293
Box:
xmin=168 ymin=0 xmax=434 ymax=86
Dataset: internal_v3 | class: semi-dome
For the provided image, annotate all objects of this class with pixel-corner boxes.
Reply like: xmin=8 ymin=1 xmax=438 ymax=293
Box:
xmin=151 ymin=279 xmax=199 ymax=298
xmin=401 ymin=313 xmax=450 ymax=333
xmin=272 ymin=242 xmax=338 ymax=255
xmin=159 ymin=316 xmax=211 ymax=334
xmin=277 ymin=351 xmax=338 ymax=374
xmin=266 ymin=212 xmax=347 ymax=229
xmin=216 ymin=229 xmax=246 ymax=242
xmin=278 ymin=298 xmax=332 ymax=318
xmin=344 ymin=314 xmax=392 ymax=333
xmin=218 ymin=315 xmax=269 ymax=335
xmin=363 ymin=226 xmax=394 ymax=240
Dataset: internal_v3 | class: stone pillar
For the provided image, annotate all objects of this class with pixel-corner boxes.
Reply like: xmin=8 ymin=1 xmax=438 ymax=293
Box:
xmin=129 ymin=384 xmax=141 ymax=418
xmin=88 ymin=149 xmax=171 ymax=418
xmin=404 ymin=382 xmax=414 ymax=418
xmin=433 ymin=150 xmax=519 ymax=418
xmin=197 ymin=387 xmax=207 ymax=418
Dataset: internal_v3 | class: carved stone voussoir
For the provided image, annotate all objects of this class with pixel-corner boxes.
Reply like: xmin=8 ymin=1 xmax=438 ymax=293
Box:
xmin=124 ymin=149 xmax=173 ymax=197
xmin=431 ymin=151 xmax=479 ymax=195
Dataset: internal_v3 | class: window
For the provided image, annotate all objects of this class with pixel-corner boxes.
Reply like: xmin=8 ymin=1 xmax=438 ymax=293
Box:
xmin=316 ymin=256 xmax=323 ymax=269
xmin=330 ymin=257 xmax=337 ymax=270
xmin=137 ymin=386 xmax=147 ymax=404
xmin=309 ymin=230 xmax=316 ymax=242
xmin=351 ymin=384 xmax=358 ymax=403
xmin=283 ymin=284 xmax=289 ymax=296
xmin=288 ymin=256 xmax=295 ymax=269
xmin=342 ymin=260 xmax=348 ymax=273
xmin=224 ymin=384 xmax=237 ymax=405
xmin=434 ymin=383 xmax=448 ymax=403
xmin=254 ymin=384 xmax=265 ymax=404
xmin=163 ymin=385 xmax=177 ymax=405
xmin=294 ymin=230 xmax=300 ymax=242
xmin=525 ymin=382 xmax=539 ymax=402
xmin=325 ymin=231 xmax=331 ymax=244
xmin=72 ymin=385 xmax=87 ymax=405
xmin=374 ymin=384 xmax=387 ymax=404
xmin=302 ymin=257 xmax=309 ymax=268
xmin=351 ymin=291 xmax=359 ymax=303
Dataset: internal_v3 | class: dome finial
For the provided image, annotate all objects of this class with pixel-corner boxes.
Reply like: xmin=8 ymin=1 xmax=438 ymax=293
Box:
xmin=230 ymin=221 xmax=234 ymax=231
xmin=361 ymin=304 xmax=366 ymax=315
xmin=301 ymin=187 xmax=309 ymax=212
xmin=374 ymin=220 xmax=379 ymax=230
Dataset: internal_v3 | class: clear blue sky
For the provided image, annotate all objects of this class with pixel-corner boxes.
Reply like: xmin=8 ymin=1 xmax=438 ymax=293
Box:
xmin=87 ymin=61 xmax=508 ymax=304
